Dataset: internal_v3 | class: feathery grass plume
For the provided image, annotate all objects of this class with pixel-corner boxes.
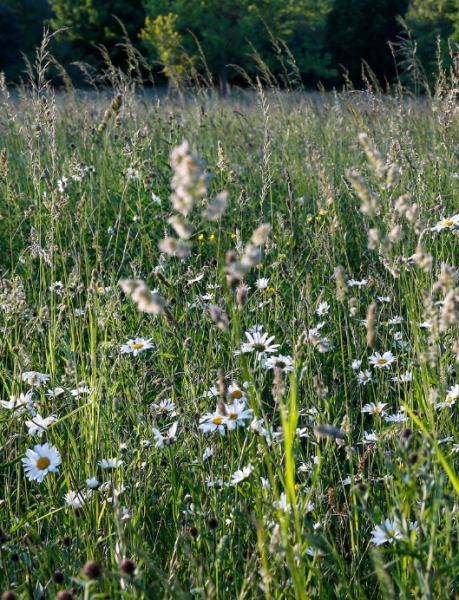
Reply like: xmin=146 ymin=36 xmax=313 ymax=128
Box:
xmin=346 ymin=170 xmax=370 ymax=204
xmin=110 ymin=93 xmax=122 ymax=115
xmin=209 ymin=304 xmax=229 ymax=331
xmin=358 ymin=132 xmax=385 ymax=178
xmin=217 ymin=141 xmax=229 ymax=173
xmin=119 ymin=279 xmax=166 ymax=315
xmin=433 ymin=263 xmax=458 ymax=292
xmin=333 ymin=265 xmax=348 ymax=301
xmin=0 ymin=148 xmax=8 ymax=181
xmin=167 ymin=215 xmax=195 ymax=239
xmin=202 ymin=191 xmax=228 ymax=221
xmin=366 ymin=303 xmax=378 ymax=349
xmin=251 ymin=223 xmax=271 ymax=246
xmin=170 ymin=140 xmax=209 ymax=216
xmin=158 ymin=237 xmax=192 ymax=258
xmin=440 ymin=291 xmax=459 ymax=332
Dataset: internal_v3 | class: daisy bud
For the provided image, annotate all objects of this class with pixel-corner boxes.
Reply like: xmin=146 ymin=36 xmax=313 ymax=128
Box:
xmin=82 ymin=560 xmax=102 ymax=580
xmin=237 ymin=286 xmax=247 ymax=307
xmin=53 ymin=571 xmax=65 ymax=584
xmin=120 ymin=559 xmax=136 ymax=575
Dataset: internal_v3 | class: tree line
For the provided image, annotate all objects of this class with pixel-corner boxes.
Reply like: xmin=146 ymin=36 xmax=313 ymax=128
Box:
xmin=1 ymin=0 xmax=458 ymax=91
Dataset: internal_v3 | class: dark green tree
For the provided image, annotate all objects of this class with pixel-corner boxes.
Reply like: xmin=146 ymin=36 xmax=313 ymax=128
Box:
xmin=142 ymin=0 xmax=334 ymax=93
xmin=325 ymin=0 xmax=410 ymax=87
xmin=0 ymin=3 xmax=24 ymax=77
xmin=48 ymin=0 xmax=146 ymax=66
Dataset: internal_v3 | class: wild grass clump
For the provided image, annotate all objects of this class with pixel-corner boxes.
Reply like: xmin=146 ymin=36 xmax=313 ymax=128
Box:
xmin=2 ymin=33 xmax=459 ymax=600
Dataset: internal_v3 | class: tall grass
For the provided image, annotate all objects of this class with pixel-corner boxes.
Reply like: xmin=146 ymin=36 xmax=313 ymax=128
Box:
xmin=2 ymin=32 xmax=459 ymax=600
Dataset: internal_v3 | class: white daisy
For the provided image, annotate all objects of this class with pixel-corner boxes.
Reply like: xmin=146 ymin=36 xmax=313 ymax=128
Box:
xmin=306 ymin=547 xmax=327 ymax=558
xmin=22 ymin=442 xmax=61 ymax=482
xmin=358 ymin=431 xmax=379 ymax=444
xmin=199 ymin=410 xmax=227 ymax=436
xmin=348 ymin=279 xmax=368 ymax=288
xmin=187 ymin=274 xmax=205 ymax=284
xmin=370 ymin=518 xmax=402 ymax=545
xmin=431 ymin=215 xmax=459 ymax=232
xmin=224 ymin=398 xmax=253 ymax=430
xmin=238 ymin=331 xmax=280 ymax=357
xmin=152 ymin=421 xmax=178 ymax=448
xmin=378 ymin=296 xmax=391 ymax=302
xmin=70 ymin=385 xmax=91 ymax=398
xmin=86 ymin=477 xmax=100 ymax=489
xmin=435 ymin=384 xmax=459 ymax=409
xmin=65 ymin=490 xmax=89 ymax=509
xmin=392 ymin=371 xmax=413 ymax=383
xmin=1 ymin=391 xmax=35 ymax=416
xmin=150 ymin=398 xmax=176 ymax=415
xmin=21 ymin=371 xmax=51 ymax=386
xmin=152 ymin=193 xmax=162 ymax=205
xmin=120 ymin=337 xmax=154 ymax=356
xmin=369 ymin=351 xmax=396 ymax=369
xmin=231 ymin=464 xmax=254 ymax=485
xmin=357 ymin=370 xmax=372 ymax=385
xmin=362 ymin=402 xmax=388 ymax=415
xmin=256 ymin=278 xmax=270 ymax=290
xmin=316 ymin=302 xmax=330 ymax=316
xmin=46 ymin=387 xmax=65 ymax=399
xmin=98 ymin=458 xmax=123 ymax=470
xmin=25 ymin=414 xmax=56 ymax=437
xmin=351 ymin=359 xmax=362 ymax=370
xmin=126 ymin=167 xmax=140 ymax=179
xmin=384 ymin=412 xmax=409 ymax=423
xmin=49 ymin=281 xmax=65 ymax=293
xmin=263 ymin=355 xmax=294 ymax=372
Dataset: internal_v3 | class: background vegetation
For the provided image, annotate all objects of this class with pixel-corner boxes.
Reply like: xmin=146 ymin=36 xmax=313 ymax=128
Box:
xmin=3 ymin=0 xmax=459 ymax=91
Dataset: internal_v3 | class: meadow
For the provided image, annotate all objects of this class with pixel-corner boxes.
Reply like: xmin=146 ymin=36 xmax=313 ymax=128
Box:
xmin=2 ymin=36 xmax=459 ymax=600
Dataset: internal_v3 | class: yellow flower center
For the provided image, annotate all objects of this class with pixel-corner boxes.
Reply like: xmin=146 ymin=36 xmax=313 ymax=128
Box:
xmin=321 ymin=308 xmax=326 ymax=313
xmin=372 ymin=407 xmax=381 ymax=413
xmin=132 ymin=343 xmax=143 ymax=350
xmin=253 ymin=343 xmax=266 ymax=351
xmin=213 ymin=417 xmax=223 ymax=425
xmin=388 ymin=530 xmax=395 ymax=536
xmin=317 ymin=552 xmax=324 ymax=557
xmin=160 ymin=407 xmax=168 ymax=412
xmin=363 ymin=376 xmax=368 ymax=381
xmin=37 ymin=457 xmax=50 ymax=470
xmin=447 ymin=397 xmax=453 ymax=403
xmin=444 ymin=220 xmax=454 ymax=226
xmin=377 ymin=359 xmax=387 ymax=364
xmin=232 ymin=390 xmax=242 ymax=399
xmin=275 ymin=361 xmax=286 ymax=368
xmin=228 ymin=414 xmax=237 ymax=420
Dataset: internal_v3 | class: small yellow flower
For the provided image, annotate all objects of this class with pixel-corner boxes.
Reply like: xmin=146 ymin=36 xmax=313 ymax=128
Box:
xmin=210 ymin=234 xmax=215 ymax=240
xmin=257 ymin=264 xmax=263 ymax=269
xmin=198 ymin=234 xmax=204 ymax=240
xmin=287 ymin=241 xmax=291 ymax=246
xmin=315 ymin=216 xmax=320 ymax=221
xmin=319 ymin=210 xmax=325 ymax=216
xmin=231 ymin=233 xmax=235 ymax=238
xmin=274 ymin=235 xmax=278 ymax=239
xmin=269 ymin=287 xmax=275 ymax=292
xmin=307 ymin=216 xmax=313 ymax=222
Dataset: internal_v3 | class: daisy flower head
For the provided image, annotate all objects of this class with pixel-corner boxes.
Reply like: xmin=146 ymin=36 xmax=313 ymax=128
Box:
xmin=50 ymin=281 xmax=65 ymax=294
xmin=357 ymin=370 xmax=372 ymax=385
xmin=369 ymin=351 xmax=396 ymax=369
xmin=316 ymin=301 xmax=330 ymax=316
xmin=120 ymin=337 xmax=154 ymax=356
xmin=65 ymin=490 xmax=89 ymax=509
xmin=151 ymin=398 xmax=176 ymax=416
xmin=362 ymin=402 xmax=388 ymax=416
xmin=370 ymin=518 xmax=402 ymax=545
xmin=86 ymin=477 xmax=100 ymax=489
xmin=435 ymin=384 xmax=459 ymax=409
xmin=231 ymin=464 xmax=254 ymax=485
xmin=126 ymin=167 xmax=140 ymax=179
xmin=378 ymin=296 xmax=391 ymax=302
xmin=351 ymin=359 xmax=362 ymax=370
xmin=227 ymin=381 xmax=247 ymax=401
xmin=348 ymin=279 xmax=368 ymax=288
xmin=152 ymin=193 xmax=162 ymax=205
xmin=263 ymin=355 xmax=294 ymax=372
xmin=152 ymin=421 xmax=179 ymax=448
xmin=46 ymin=387 xmax=65 ymax=399
xmin=98 ymin=458 xmax=123 ymax=470
xmin=187 ymin=274 xmax=204 ymax=284
xmin=21 ymin=371 xmax=51 ymax=386
xmin=1 ymin=391 xmax=35 ymax=417
xmin=392 ymin=371 xmax=413 ymax=383
xmin=359 ymin=431 xmax=379 ymax=444
xmin=22 ymin=442 xmax=61 ymax=482
xmin=306 ymin=546 xmax=327 ymax=558
xmin=431 ymin=215 xmax=459 ymax=232
xmin=256 ymin=277 xmax=270 ymax=290
xmin=199 ymin=410 xmax=227 ymax=436
xmin=70 ymin=385 xmax=91 ymax=398
xmin=25 ymin=414 xmax=56 ymax=437
xmin=384 ymin=412 xmax=409 ymax=423
xmin=238 ymin=331 xmax=280 ymax=357
xmin=224 ymin=398 xmax=253 ymax=430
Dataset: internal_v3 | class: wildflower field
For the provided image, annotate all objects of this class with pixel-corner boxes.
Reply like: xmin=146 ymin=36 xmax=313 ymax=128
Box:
xmin=3 ymin=39 xmax=459 ymax=600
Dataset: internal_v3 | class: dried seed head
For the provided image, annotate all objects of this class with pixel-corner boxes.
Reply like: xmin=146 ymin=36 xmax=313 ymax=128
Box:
xmin=57 ymin=592 xmax=74 ymax=600
xmin=82 ymin=560 xmax=102 ymax=580
xmin=207 ymin=517 xmax=218 ymax=530
xmin=237 ymin=286 xmax=248 ymax=307
xmin=366 ymin=303 xmax=377 ymax=349
xmin=120 ymin=559 xmax=136 ymax=575
xmin=53 ymin=571 xmax=65 ymax=584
